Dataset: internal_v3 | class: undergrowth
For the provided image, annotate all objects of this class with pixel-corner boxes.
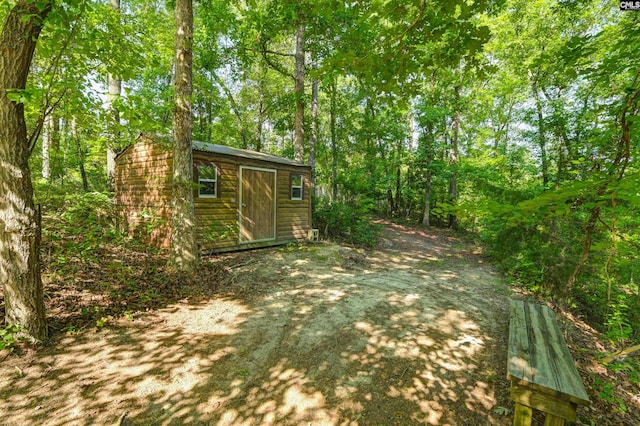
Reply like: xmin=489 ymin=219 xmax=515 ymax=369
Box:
xmin=17 ymin=183 xmax=232 ymax=338
xmin=314 ymin=199 xmax=382 ymax=248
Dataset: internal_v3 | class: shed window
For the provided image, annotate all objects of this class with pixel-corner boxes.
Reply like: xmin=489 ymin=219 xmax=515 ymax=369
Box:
xmin=291 ymin=174 xmax=303 ymax=200
xmin=198 ymin=165 xmax=218 ymax=198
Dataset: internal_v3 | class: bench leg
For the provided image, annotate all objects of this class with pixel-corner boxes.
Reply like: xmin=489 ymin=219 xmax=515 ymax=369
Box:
xmin=544 ymin=414 xmax=566 ymax=426
xmin=513 ymin=402 xmax=533 ymax=426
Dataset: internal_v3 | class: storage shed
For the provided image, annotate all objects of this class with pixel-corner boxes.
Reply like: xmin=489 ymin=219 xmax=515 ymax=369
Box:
xmin=115 ymin=134 xmax=312 ymax=252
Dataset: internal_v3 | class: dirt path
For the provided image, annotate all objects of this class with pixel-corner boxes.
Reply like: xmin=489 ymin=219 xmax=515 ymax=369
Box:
xmin=0 ymin=222 xmax=514 ymax=425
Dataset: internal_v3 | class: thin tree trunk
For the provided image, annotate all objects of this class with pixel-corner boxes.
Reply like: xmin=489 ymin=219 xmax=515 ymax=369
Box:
xmin=422 ymin=123 xmax=434 ymax=226
xmin=565 ymin=81 xmax=639 ymax=295
xmin=309 ymin=58 xmax=318 ymax=215
xmin=42 ymin=114 xmax=52 ymax=180
xmin=533 ymin=82 xmax=549 ymax=186
xmin=448 ymin=84 xmax=460 ymax=229
xmin=52 ymin=116 xmax=61 ymax=184
xmin=72 ymin=116 xmax=89 ymax=191
xmin=106 ymin=0 xmax=121 ymax=189
xmin=0 ymin=0 xmax=52 ymax=342
xmin=212 ymin=72 xmax=247 ymax=148
xmin=423 ymin=169 xmax=432 ymax=226
xmin=394 ymin=140 xmax=402 ymax=215
xmin=293 ymin=23 xmax=305 ymax=163
xmin=330 ymin=79 xmax=338 ymax=201
xmin=206 ymin=101 xmax=212 ymax=143
xmin=256 ymin=101 xmax=264 ymax=152
xmin=169 ymin=0 xmax=198 ymax=271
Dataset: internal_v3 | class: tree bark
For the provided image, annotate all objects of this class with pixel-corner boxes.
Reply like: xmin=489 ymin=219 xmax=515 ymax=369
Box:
xmin=422 ymin=169 xmax=432 ymax=226
xmin=330 ymin=79 xmax=338 ymax=201
xmin=309 ymin=58 xmax=318 ymax=215
xmin=72 ymin=116 xmax=89 ymax=191
xmin=532 ymin=81 xmax=549 ymax=186
xmin=422 ymin=122 xmax=434 ymax=226
xmin=42 ymin=114 xmax=52 ymax=180
xmin=293 ymin=23 xmax=305 ymax=163
xmin=448 ymin=84 xmax=460 ymax=229
xmin=106 ymin=0 xmax=121 ymax=190
xmin=169 ymin=0 xmax=198 ymax=271
xmin=0 ymin=0 xmax=52 ymax=342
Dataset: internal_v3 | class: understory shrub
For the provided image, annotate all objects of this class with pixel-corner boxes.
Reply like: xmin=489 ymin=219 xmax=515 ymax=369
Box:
xmin=315 ymin=199 xmax=381 ymax=248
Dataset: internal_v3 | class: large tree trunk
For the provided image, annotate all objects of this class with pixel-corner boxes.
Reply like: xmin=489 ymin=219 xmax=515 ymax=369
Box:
xmin=293 ymin=23 xmax=305 ymax=163
xmin=169 ymin=0 xmax=198 ymax=271
xmin=106 ymin=0 xmax=121 ymax=190
xmin=0 ymin=1 xmax=52 ymax=342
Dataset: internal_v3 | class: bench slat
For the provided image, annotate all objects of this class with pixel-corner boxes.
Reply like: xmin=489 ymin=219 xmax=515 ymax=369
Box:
xmin=508 ymin=300 xmax=589 ymax=406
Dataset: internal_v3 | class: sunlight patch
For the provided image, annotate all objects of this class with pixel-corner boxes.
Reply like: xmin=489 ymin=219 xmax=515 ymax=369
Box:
xmin=157 ymin=299 xmax=249 ymax=335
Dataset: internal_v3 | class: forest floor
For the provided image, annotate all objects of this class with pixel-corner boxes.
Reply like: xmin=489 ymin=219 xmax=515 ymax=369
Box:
xmin=0 ymin=221 xmax=638 ymax=425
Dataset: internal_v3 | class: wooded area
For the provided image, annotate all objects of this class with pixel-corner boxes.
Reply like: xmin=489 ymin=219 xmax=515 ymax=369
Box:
xmin=1 ymin=0 xmax=639 ymax=423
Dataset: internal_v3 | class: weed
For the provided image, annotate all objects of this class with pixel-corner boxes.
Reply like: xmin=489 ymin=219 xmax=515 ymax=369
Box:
xmin=63 ymin=325 xmax=81 ymax=335
xmin=0 ymin=325 xmax=20 ymax=352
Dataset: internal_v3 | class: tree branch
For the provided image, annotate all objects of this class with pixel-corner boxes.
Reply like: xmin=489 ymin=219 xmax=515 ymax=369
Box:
xmin=259 ymin=40 xmax=295 ymax=81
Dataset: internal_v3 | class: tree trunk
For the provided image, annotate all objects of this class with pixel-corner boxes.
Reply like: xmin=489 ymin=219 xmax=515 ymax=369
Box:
xmin=212 ymin=72 xmax=247 ymax=148
xmin=330 ymin=78 xmax=338 ymax=201
xmin=72 ymin=116 xmax=89 ymax=191
xmin=51 ymin=116 xmax=61 ymax=184
xmin=422 ymin=123 xmax=434 ymax=226
xmin=448 ymin=85 xmax=460 ymax=229
xmin=106 ymin=0 xmax=121 ymax=190
xmin=256 ymin=100 xmax=264 ymax=152
xmin=293 ymin=23 xmax=305 ymax=163
xmin=394 ymin=140 xmax=402 ymax=215
xmin=422 ymin=169 xmax=432 ymax=226
xmin=169 ymin=0 xmax=198 ymax=271
xmin=308 ymin=58 xmax=318 ymax=216
xmin=42 ymin=114 xmax=52 ymax=180
xmin=533 ymin=82 xmax=549 ymax=186
xmin=0 ymin=0 xmax=52 ymax=342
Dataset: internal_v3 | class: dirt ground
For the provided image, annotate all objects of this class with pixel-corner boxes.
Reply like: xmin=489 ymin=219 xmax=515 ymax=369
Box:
xmin=0 ymin=222 xmax=587 ymax=425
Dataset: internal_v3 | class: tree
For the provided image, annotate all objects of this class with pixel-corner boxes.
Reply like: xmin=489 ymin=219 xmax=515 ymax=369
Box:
xmin=0 ymin=0 xmax=52 ymax=342
xmin=106 ymin=0 xmax=121 ymax=189
xmin=169 ymin=0 xmax=199 ymax=271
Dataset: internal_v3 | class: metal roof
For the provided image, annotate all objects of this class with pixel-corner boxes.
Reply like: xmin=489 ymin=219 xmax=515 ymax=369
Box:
xmin=192 ymin=141 xmax=307 ymax=167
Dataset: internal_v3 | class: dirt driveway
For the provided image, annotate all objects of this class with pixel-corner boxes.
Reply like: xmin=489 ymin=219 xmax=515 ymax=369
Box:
xmin=0 ymin=222 xmax=513 ymax=425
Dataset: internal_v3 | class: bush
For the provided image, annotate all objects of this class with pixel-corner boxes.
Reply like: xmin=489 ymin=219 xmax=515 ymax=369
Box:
xmin=315 ymin=199 xmax=381 ymax=248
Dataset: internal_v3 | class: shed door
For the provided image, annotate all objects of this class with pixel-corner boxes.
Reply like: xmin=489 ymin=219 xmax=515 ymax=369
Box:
xmin=240 ymin=167 xmax=276 ymax=242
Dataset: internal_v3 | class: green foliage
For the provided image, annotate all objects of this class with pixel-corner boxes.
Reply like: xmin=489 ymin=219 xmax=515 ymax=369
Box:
xmin=0 ymin=325 xmax=20 ymax=352
xmin=594 ymin=378 xmax=627 ymax=413
xmin=35 ymin=183 xmax=125 ymax=269
xmin=315 ymin=199 xmax=381 ymax=248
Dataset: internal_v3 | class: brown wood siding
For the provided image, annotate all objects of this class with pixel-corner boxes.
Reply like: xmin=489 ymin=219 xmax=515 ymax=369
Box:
xmin=116 ymin=139 xmax=311 ymax=252
xmin=276 ymin=169 xmax=311 ymax=241
xmin=193 ymin=153 xmax=240 ymax=251
xmin=115 ymin=138 xmax=172 ymax=248
xmin=193 ymin=151 xmax=311 ymax=251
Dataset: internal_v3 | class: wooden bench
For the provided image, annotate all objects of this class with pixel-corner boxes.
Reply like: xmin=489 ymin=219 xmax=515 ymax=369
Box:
xmin=508 ymin=300 xmax=590 ymax=426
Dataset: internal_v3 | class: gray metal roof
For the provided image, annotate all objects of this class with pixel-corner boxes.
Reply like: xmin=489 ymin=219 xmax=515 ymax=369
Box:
xmin=192 ymin=141 xmax=307 ymax=167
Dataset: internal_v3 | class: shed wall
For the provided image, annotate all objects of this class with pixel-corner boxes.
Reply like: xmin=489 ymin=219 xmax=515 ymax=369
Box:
xmin=116 ymin=139 xmax=312 ymax=252
xmin=193 ymin=151 xmax=312 ymax=252
xmin=115 ymin=138 xmax=172 ymax=247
